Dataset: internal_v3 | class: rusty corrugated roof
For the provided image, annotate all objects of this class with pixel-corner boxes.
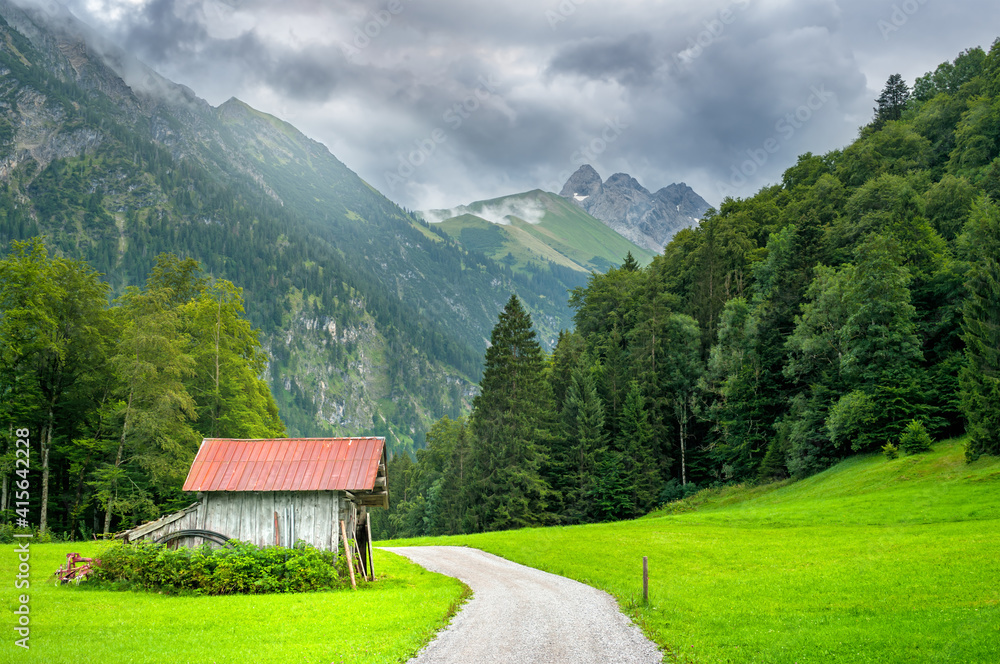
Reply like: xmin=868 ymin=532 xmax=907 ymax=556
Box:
xmin=182 ymin=438 xmax=386 ymax=492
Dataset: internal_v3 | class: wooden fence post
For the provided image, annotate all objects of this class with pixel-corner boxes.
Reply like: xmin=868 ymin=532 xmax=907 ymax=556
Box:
xmin=642 ymin=556 xmax=648 ymax=604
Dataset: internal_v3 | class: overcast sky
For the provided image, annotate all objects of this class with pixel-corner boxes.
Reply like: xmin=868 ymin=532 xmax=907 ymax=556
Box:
xmin=47 ymin=0 xmax=1000 ymax=210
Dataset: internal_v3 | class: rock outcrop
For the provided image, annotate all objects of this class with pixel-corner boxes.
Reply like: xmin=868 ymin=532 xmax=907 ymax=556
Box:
xmin=559 ymin=165 xmax=710 ymax=252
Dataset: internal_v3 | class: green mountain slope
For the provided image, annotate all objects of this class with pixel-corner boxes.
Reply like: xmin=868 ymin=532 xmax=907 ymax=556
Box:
xmin=427 ymin=189 xmax=656 ymax=275
xmin=0 ymin=0 xmax=578 ymax=448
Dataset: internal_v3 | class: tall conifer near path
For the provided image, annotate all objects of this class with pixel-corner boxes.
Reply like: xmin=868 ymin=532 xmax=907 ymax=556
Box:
xmin=468 ymin=295 xmax=553 ymax=531
xmin=959 ymin=197 xmax=1000 ymax=460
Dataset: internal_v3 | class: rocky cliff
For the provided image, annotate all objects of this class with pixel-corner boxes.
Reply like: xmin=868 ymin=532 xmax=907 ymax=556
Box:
xmin=559 ymin=165 xmax=710 ymax=252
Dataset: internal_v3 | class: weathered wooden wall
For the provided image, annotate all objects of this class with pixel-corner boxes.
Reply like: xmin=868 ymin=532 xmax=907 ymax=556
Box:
xmin=127 ymin=491 xmax=357 ymax=551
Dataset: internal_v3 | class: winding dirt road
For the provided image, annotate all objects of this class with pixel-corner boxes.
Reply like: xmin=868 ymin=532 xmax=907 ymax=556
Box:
xmin=381 ymin=546 xmax=662 ymax=664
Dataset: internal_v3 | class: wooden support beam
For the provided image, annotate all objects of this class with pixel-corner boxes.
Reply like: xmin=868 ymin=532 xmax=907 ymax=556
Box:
xmin=366 ymin=515 xmax=375 ymax=581
xmin=340 ymin=520 xmax=356 ymax=590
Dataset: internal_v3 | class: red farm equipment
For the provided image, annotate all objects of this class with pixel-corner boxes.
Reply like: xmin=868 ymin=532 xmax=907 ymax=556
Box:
xmin=54 ymin=552 xmax=100 ymax=584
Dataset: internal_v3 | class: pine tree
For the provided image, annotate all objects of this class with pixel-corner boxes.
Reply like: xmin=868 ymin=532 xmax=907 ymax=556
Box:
xmin=562 ymin=365 xmax=607 ymax=521
xmin=873 ymin=74 xmax=911 ymax=128
xmin=468 ymin=295 xmax=553 ymax=531
xmin=617 ymin=380 xmax=660 ymax=514
xmin=898 ymin=419 xmax=933 ymax=454
xmin=959 ymin=197 xmax=1000 ymax=460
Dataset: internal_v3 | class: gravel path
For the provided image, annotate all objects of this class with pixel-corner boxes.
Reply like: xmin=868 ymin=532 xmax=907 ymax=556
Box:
xmin=381 ymin=546 xmax=662 ymax=664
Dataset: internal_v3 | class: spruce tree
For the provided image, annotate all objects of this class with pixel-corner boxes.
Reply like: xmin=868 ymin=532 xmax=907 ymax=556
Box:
xmin=562 ymin=365 xmax=607 ymax=521
xmin=617 ymin=380 xmax=660 ymax=514
xmin=621 ymin=252 xmax=640 ymax=272
xmin=959 ymin=197 xmax=1000 ymax=460
xmin=468 ymin=295 xmax=553 ymax=531
xmin=873 ymin=74 xmax=911 ymax=128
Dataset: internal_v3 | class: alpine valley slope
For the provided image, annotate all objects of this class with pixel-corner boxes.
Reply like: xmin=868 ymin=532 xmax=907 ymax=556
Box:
xmin=423 ymin=189 xmax=657 ymax=276
xmin=0 ymin=0 xmax=577 ymax=447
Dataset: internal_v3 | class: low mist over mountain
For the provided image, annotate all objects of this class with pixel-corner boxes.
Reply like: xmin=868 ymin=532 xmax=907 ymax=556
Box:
xmin=559 ymin=165 xmax=710 ymax=252
xmin=0 ymin=0 xmax=579 ymax=448
xmin=422 ymin=189 xmax=656 ymax=278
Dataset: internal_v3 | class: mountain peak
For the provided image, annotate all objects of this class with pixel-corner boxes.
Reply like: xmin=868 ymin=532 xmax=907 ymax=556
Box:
xmin=557 ymin=167 xmax=709 ymax=252
xmin=604 ymin=172 xmax=649 ymax=194
xmin=558 ymin=164 xmax=603 ymax=200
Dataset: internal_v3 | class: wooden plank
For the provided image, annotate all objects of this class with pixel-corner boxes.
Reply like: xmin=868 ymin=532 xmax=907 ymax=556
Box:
xmin=124 ymin=502 xmax=200 ymax=540
xmin=340 ymin=519 xmax=356 ymax=589
xmin=366 ymin=512 xmax=374 ymax=580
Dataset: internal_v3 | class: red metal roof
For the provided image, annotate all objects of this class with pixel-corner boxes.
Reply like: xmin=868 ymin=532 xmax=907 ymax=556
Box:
xmin=182 ymin=438 xmax=386 ymax=492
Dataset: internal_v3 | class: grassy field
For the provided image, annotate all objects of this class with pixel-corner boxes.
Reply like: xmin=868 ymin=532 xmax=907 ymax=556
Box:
xmin=0 ymin=543 xmax=467 ymax=664
xmin=387 ymin=439 xmax=1000 ymax=663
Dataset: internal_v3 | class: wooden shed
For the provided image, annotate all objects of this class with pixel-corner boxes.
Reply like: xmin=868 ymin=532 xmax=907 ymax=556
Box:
xmin=120 ymin=437 xmax=388 ymax=560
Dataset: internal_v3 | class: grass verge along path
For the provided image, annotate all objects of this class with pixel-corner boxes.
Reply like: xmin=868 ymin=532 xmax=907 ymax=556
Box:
xmin=386 ymin=439 xmax=1000 ymax=663
xmin=1 ymin=544 xmax=466 ymax=664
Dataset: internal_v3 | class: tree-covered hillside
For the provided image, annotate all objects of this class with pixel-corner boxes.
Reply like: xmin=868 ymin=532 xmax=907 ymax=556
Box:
xmin=0 ymin=241 xmax=284 ymax=535
xmin=0 ymin=0 xmax=591 ymax=449
xmin=377 ymin=42 xmax=1000 ymax=538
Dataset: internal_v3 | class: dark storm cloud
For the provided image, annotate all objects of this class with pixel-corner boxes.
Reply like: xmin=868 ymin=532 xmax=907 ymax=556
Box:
xmin=55 ymin=0 xmax=357 ymax=101
xmin=48 ymin=0 xmax=1000 ymax=209
xmin=116 ymin=0 xmax=208 ymax=63
xmin=547 ymin=33 xmax=661 ymax=86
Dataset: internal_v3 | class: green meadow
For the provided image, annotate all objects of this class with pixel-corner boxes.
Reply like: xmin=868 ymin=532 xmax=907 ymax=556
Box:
xmin=3 ymin=439 xmax=997 ymax=663
xmin=390 ymin=439 xmax=1000 ymax=663
xmin=0 ymin=545 xmax=467 ymax=664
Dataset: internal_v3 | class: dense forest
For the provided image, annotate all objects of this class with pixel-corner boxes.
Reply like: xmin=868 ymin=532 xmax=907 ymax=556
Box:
xmin=374 ymin=43 xmax=1000 ymax=539
xmin=0 ymin=241 xmax=283 ymax=536
xmin=0 ymin=4 xmax=593 ymax=452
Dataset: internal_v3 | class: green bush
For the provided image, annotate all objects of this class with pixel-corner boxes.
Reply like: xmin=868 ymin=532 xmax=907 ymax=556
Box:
xmin=899 ymin=419 xmax=933 ymax=454
xmin=882 ymin=442 xmax=899 ymax=460
xmin=88 ymin=540 xmax=349 ymax=595
xmin=658 ymin=479 xmax=701 ymax=504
